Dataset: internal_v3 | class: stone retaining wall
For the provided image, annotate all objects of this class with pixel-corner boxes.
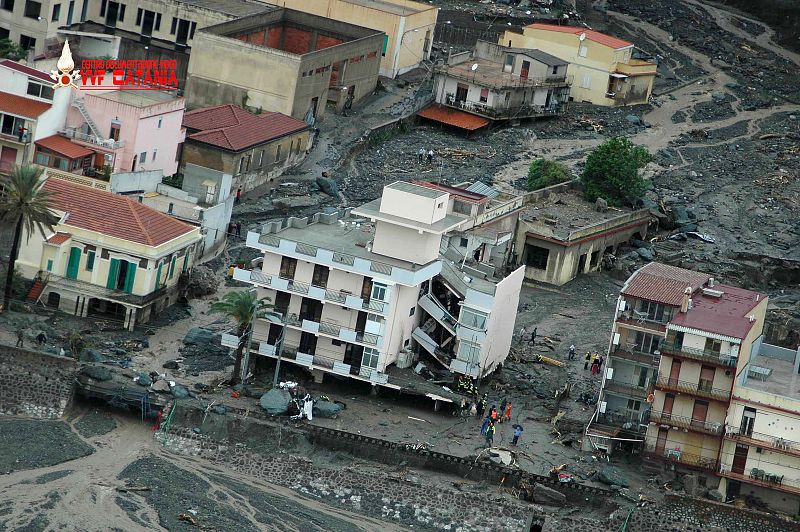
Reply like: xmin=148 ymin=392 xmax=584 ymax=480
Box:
xmin=0 ymin=344 xmax=77 ymax=419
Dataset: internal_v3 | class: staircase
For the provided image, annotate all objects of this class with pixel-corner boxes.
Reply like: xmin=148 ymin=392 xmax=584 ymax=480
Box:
xmin=26 ymin=278 xmax=45 ymax=303
xmin=72 ymin=98 xmax=104 ymax=139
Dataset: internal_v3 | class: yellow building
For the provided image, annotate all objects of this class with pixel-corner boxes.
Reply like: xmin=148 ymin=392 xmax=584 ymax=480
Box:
xmin=266 ymin=0 xmax=438 ymax=78
xmin=16 ymin=171 xmax=202 ymax=330
xmin=500 ymin=23 xmax=656 ymax=106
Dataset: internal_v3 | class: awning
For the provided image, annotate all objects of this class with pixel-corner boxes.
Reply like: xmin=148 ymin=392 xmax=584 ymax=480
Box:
xmin=417 ymin=105 xmax=490 ymax=131
xmin=611 ymin=73 xmax=628 ymax=79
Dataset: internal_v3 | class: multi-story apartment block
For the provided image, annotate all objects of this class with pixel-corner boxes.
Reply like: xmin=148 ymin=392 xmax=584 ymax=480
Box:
xmin=228 ymin=181 xmax=524 ymax=398
xmin=0 ymin=0 xmax=92 ymax=57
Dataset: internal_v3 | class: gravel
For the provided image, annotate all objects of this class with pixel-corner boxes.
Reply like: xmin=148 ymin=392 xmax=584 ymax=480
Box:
xmin=0 ymin=420 xmax=94 ymax=475
xmin=74 ymin=410 xmax=117 ymax=438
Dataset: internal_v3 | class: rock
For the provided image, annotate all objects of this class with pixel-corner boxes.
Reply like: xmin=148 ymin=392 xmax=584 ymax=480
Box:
xmin=630 ymin=239 xmax=650 ymax=249
xmin=109 ymin=347 xmax=127 ymax=356
xmin=183 ymin=328 xmax=216 ymax=347
xmin=313 ymin=400 xmax=344 ymax=418
xmin=672 ymin=205 xmax=691 ymax=226
xmin=213 ymin=405 xmax=227 ymax=415
xmin=192 ymin=427 xmax=201 ymax=434
xmin=711 ymin=91 xmax=726 ymax=102
xmin=636 ymin=247 xmax=654 ymax=261
xmin=81 ymin=366 xmax=113 ymax=381
xmin=625 ymin=114 xmax=641 ymax=125
xmin=682 ymin=474 xmax=707 ymax=497
xmin=140 ymin=339 xmax=150 ymax=348
xmin=171 ymin=385 xmax=190 ymax=399
xmin=162 ymin=360 xmax=179 ymax=370
xmin=184 ymin=265 xmax=217 ymax=298
xmin=677 ymin=223 xmax=698 ymax=233
xmin=595 ymin=197 xmax=608 ymax=213
xmin=136 ymin=373 xmax=152 ymax=387
xmin=533 ymin=483 xmax=567 ymax=506
xmin=597 ymin=466 xmax=629 ymax=488
xmin=152 ymin=380 xmax=171 ymax=392
xmin=82 ymin=349 xmax=105 ymax=363
xmin=259 ymin=389 xmax=291 ymax=416
xmin=707 ymin=489 xmax=723 ymax=502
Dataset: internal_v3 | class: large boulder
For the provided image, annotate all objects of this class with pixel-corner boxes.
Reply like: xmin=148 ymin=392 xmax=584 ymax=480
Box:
xmin=260 ymin=389 xmax=291 ymax=416
xmin=316 ymin=176 xmax=339 ymax=197
xmin=682 ymin=474 xmax=707 ymax=497
xmin=81 ymin=365 xmax=113 ymax=381
xmin=183 ymin=328 xmax=217 ymax=347
xmin=81 ymin=349 xmax=105 ymax=363
xmin=533 ymin=483 xmax=567 ymax=506
xmin=707 ymin=489 xmax=723 ymax=502
xmin=136 ymin=373 xmax=152 ymax=387
xmin=597 ymin=466 xmax=629 ymax=488
xmin=171 ymin=385 xmax=190 ymax=399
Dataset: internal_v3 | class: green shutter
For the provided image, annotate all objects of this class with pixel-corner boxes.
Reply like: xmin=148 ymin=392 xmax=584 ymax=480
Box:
xmin=382 ymin=35 xmax=388 ymax=55
xmin=168 ymin=256 xmax=177 ymax=279
xmin=46 ymin=259 xmax=53 ymax=272
xmin=106 ymin=259 xmax=120 ymax=289
xmin=155 ymin=262 xmax=163 ymax=289
xmin=86 ymin=251 xmax=95 ymax=272
xmin=66 ymin=247 xmax=81 ymax=279
xmin=123 ymin=262 xmax=137 ymax=294
xmin=182 ymin=252 xmax=189 ymax=273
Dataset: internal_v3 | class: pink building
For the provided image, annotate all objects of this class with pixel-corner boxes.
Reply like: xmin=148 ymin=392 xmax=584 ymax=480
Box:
xmin=64 ymin=90 xmax=185 ymax=176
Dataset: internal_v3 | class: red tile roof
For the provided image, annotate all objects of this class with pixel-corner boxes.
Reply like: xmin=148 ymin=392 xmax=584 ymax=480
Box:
xmin=416 ymin=105 xmax=490 ymax=131
xmin=45 ymin=232 xmax=72 ymax=245
xmin=670 ymin=284 xmax=766 ymax=340
xmin=527 ymin=23 xmax=633 ymax=50
xmin=622 ymin=262 xmax=711 ymax=307
xmin=0 ymin=59 xmax=53 ymax=82
xmin=36 ymin=135 xmax=94 ymax=159
xmin=0 ymin=90 xmax=51 ymax=119
xmin=182 ymin=104 xmax=309 ymax=151
xmin=43 ymin=178 xmax=197 ymax=247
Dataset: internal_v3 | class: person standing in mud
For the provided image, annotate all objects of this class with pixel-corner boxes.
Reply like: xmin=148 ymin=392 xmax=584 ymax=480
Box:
xmin=418 ymin=147 xmax=425 ymax=163
xmin=485 ymin=421 xmax=496 ymax=446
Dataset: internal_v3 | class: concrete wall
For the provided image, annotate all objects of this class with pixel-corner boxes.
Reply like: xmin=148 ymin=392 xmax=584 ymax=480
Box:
xmin=382 ymin=283 xmax=419 ymax=368
xmin=372 ymin=221 xmax=441 ymax=265
xmin=0 ymin=345 xmax=77 ymax=419
xmin=110 ymin=169 xmax=163 ymax=193
xmin=482 ymin=265 xmax=524 ymax=374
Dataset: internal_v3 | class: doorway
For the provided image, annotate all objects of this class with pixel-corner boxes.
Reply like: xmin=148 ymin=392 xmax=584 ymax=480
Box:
xmin=732 ymin=444 xmax=749 ymax=474
xmin=690 ymin=400 xmax=709 ymax=429
xmin=668 ymin=359 xmax=682 ymax=386
xmin=141 ymin=10 xmax=155 ymax=36
xmin=655 ymin=427 xmax=669 ymax=454
xmin=455 ymin=83 xmax=468 ymax=103
xmin=104 ymin=1 xmax=119 ymax=27
xmin=740 ymin=407 xmax=756 ymax=436
xmin=520 ymin=60 xmax=530 ymax=79
xmin=1 ymin=146 xmax=18 ymax=170
xmin=577 ymin=253 xmax=587 ymax=274
xmin=310 ymin=97 xmax=319 ymax=118
xmin=662 ymin=393 xmax=675 ymax=420
xmin=176 ymin=19 xmax=190 ymax=45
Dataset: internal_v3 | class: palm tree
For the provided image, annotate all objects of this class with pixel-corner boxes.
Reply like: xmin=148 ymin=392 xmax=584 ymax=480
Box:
xmin=210 ymin=290 xmax=276 ymax=385
xmin=0 ymin=166 xmax=59 ymax=312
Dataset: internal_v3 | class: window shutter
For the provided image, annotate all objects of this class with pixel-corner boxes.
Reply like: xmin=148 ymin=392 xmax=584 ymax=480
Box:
xmin=156 ymin=262 xmax=163 ymax=288
xmin=124 ymin=262 xmax=137 ymax=293
xmin=107 ymin=259 xmax=120 ymax=289
xmin=168 ymin=256 xmax=177 ymax=279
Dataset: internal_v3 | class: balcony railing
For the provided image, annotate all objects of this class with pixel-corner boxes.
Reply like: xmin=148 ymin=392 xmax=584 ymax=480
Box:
xmin=45 ymin=272 xmax=167 ymax=306
xmin=61 ymin=127 xmax=125 ymax=149
xmin=615 ymin=314 xmax=668 ymax=333
xmin=655 ymin=375 xmax=731 ymax=402
xmin=718 ymin=470 xmax=800 ymax=496
xmin=649 ymin=410 xmax=724 ymax=436
xmin=725 ymin=425 xmax=800 ymax=457
xmin=595 ymin=412 xmax=649 ymax=434
xmin=611 ymin=343 xmax=659 ymax=365
xmin=643 ymin=443 xmax=718 ymax=471
xmin=443 ymin=94 xmax=564 ymax=120
xmin=661 ymin=343 xmax=736 ymax=367
xmin=604 ymin=379 xmax=650 ymax=398
xmin=238 ymin=268 xmax=386 ymax=313
xmin=284 ymin=312 xmax=380 ymax=347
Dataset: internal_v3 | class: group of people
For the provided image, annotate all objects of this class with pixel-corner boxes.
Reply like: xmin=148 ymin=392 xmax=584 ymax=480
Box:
xmin=15 ymin=329 xmax=47 ymax=349
xmin=477 ymin=396 xmax=523 ymax=446
xmin=417 ymin=148 xmax=435 ymax=164
xmin=585 ymin=352 xmax=605 ymax=375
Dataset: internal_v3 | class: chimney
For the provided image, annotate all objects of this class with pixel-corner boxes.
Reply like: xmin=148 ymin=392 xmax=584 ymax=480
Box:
xmin=749 ymin=315 xmax=755 ymax=323
xmin=708 ymin=277 xmax=715 ymax=288
xmin=681 ymin=286 xmax=692 ymax=313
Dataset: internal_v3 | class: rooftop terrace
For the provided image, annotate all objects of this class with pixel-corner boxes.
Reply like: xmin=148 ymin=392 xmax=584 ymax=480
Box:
xmin=742 ymin=344 xmax=800 ymax=401
xmin=436 ymin=58 xmax=569 ymax=90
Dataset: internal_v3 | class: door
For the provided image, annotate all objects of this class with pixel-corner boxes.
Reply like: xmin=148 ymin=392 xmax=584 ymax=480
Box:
xmin=361 ymin=277 xmax=373 ymax=302
xmin=1 ymin=146 xmax=17 ymax=173
xmin=155 ymin=262 xmax=163 ymax=289
xmin=67 ymin=0 xmax=74 ymax=24
xmin=274 ymin=292 xmax=290 ymax=316
xmin=104 ymin=1 xmax=118 ymax=27
xmin=637 ymin=366 xmax=649 ymax=388
xmin=655 ymin=427 xmax=669 ymax=454
xmin=141 ymin=10 xmax=155 ymax=36
xmin=732 ymin=444 xmax=749 ymax=474
xmin=455 ymin=83 xmax=468 ymax=103
xmin=176 ymin=19 xmax=190 ymax=45
xmin=662 ymin=393 xmax=675 ymax=420
xmin=312 ymin=264 xmax=329 ymax=288
xmin=310 ymin=97 xmax=319 ymax=118
xmin=520 ymin=60 xmax=530 ymax=79
xmin=699 ymin=365 xmax=715 ymax=392
xmin=123 ymin=262 xmax=136 ymax=293
xmin=66 ymin=247 xmax=81 ymax=279
xmin=577 ymin=253 xmax=587 ymax=274
xmin=740 ymin=407 xmax=756 ymax=436
xmin=690 ymin=400 xmax=709 ymax=429
xmin=668 ymin=359 xmax=682 ymax=386
xmin=299 ymin=331 xmax=317 ymax=356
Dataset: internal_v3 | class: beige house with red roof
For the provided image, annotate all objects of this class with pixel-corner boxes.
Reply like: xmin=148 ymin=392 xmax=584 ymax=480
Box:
xmin=500 ymin=23 xmax=656 ymax=106
xmin=181 ymin=104 xmax=310 ymax=193
xmin=16 ymin=175 xmax=201 ymax=330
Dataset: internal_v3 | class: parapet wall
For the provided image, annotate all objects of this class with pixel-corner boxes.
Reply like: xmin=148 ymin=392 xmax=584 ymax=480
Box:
xmin=0 ymin=344 xmax=77 ymax=419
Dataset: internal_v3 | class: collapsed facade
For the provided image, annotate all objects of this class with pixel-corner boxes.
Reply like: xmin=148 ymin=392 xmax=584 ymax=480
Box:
xmin=229 ymin=181 xmax=524 ymax=399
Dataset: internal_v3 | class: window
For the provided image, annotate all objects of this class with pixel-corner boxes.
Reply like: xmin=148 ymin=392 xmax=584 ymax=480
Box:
xmin=704 ymin=338 xmax=722 ymax=354
xmin=381 ymin=35 xmax=388 ymax=57
xmin=626 ymin=399 xmax=641 ymax=411
xmin=457 ymin=340 xmax=480 ymax=361
xmin=238 ymin=157 xmax=245 ymax=174
xmin=117 ymin=3 xmax=123 ymax=21
xmin=637 ymin=300 xmax=672 ymax=323
xmin=24 ymin=0 xmax=40 ymax=18
xmin=0 ymin=0 xmax=14 ymax=12
xmin=35 ymin=152 xmax=49 ymax=165
xmin=289 ymin=140 xmax=294 ymax=155
xmin=275 ymin=144 xmax=281 ymax=162
xmin=157 ymin=117 xmax=162 ymax=129
xmin=409 ymin=307 xmax=415 ymax=317
xmin=19 ymin=35 xmax=36 ymax=50
xmin=86 ymin=251 xmax=95 ymax=271
xmin=258 ymin=150 xmax=264 ymax=167
xmin=580 ymin=74 xmax=591 ymax=88
xmin=154 ymin=12 xmax=161 ymax=31
xmin=51 ymin=2 xmax=60 ymax=20
xmin=436 ymin=201 xmax=444 ymax=209
xmin=460 ymin=308 xmax=487 ymax=330
xmin=26 ymin=82 xmax=54 ymax=100
xmin=331 ymin=339 xmax=342 ymax=346
xmin=54 ymin=157 xmax=67 ymax=170
xmin=46 ymin=259 xmax=53 ymax=271
xmin=152 ymin=149 xmax=157 ymax=160
xmin=505 ymin=54 xmax=513 ymax=67
xmin=579 ymin=45 xmax=587 ymax=57
xmin=170 ymin=17 xmax=177 ymax=34
xmin=109 ymin=123 xmax=120 ymax=141
xmin=135 ymin=7 xmax=141 ymax=25
xmin=634 ymin=331 xmax=661 ymax=354
xmin=459 ymin=237 xmax=468 ymax=248
xmin=699 ymin=366 xmax=715 ymax=392
xmin=403 ymin=339 xmax=410 ymax=348
xmin=139 ymin=152 xmax=147 ymax=163
xmin=71 ymin=159 xmax=79 ymax=170
xmin=479 ymin=88 xmax=489 ymax=103
xmin=371 ymin=283 xmax=387 ymax=302
xmin=204 ymin=185 xmax=215 ymax=205
xmin=525 ymin=244 xmax=549 ymax=270
xmin=361 ymin=347 xmax=380 ymax=369
xmin=99 ymin=0 xmax=105 ymax=16
xmin=551 ymin=65 xmax=558 ymax=75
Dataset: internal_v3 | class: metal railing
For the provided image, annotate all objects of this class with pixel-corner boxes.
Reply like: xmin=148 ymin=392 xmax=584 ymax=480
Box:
xmin=612 ymin=342 xmax=659 ymax=365
xmin=46 ymin=272 xmax=167 ymax=306
xmin=725 ymin=425 xmax=800 ymax=455
xmin=443 ymin=94 xmax=564 ymax=119
xmin=649 ymin=411 xmax=724 ymax=436
xmin=603 ymin=379 xmax=650 ymax=398
xmin=435 ymin=66 xmax=572 ymax=89
xmin=655 ymin=375 xmax=731 ymax=402
xmin=61 ymin=127 xmax=125 ymax=149
xmin=643 ymin=443 xmax=718 ymax=471
xmin=661 ymin=343 xmax=736 ymax=366
xmin=594 ymin=412 xmax=649 ymax=433
xmin=284 ymin=312 xmax=380 ymax=347
xmin=718 ymin=470 xmax=800 ymax=496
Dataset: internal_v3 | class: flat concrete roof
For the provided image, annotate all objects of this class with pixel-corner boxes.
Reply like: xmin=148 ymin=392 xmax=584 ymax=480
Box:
xmin=439 ymin=257 xmax=497 ymax=296
xmin=744 ymin=354 xmax=800 ymax=401
xmin=312 ymin=0 xmax=432 ymax=16
xmin=353 ymin=199 xmax=466 ymax=235
xmin=180 ymin=0 xmax=269 ymax=17
xmin=521 ymin=190 xmax=647 ymax=242
xmin=438 ymin=58 xmax=569 ymax=90
xmin=91 ymin=90 xmax=181 ymax=107
xmin=387 ymin=181 xmax=447 ymax=199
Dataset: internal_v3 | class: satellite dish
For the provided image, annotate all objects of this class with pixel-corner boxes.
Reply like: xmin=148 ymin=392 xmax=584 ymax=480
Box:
xmin=471 ymin=63 xmax=479 ymax=71
xmin=579 ymin=33 xmax=587 ymax=41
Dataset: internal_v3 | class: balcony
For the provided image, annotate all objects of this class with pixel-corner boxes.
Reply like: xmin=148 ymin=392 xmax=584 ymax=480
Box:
xmin=443 ymin=94 xmax=564 ymax=120
xmin=661 ymin=343 xmax=736 ymax=367
xmin=611 ymin=343 xmax=658 ymax=365
xmin=655 ymin=375 xmax=731 ymax=402
xmin=234 ymin=267 xmax=387 ymax=314
xmin=284 ymin=313 xmax=380 ymax=347
xmin=604 ymin=379 xmax=650 ymax=398
xmin=594 ymin=412 xmax=648 ymax=434
xmin=61 ymin=127 xmax=125 ymax=150
xmin=45 ymin=272 xmax=167 ymax=307
xmin=614 ymin=59 xmax=657 ymax=76
xmin=643 ymin=443 xmax=718 ymax=472
xmin=724 ymin=425 xmax=800 ymax=459
xmin=718 ymin=470 xmax=800 ymax=497
xmin=649 ymin=411 xmax=724 ymax=437
xmin=615 ymin=315 xmax=668 ymax=334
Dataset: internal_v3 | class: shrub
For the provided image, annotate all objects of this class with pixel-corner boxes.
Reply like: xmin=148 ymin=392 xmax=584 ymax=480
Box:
xmin=581 ymin=137 xmax=650 ymax=206
xmin=527 ymin=159 xmax=571 ymax=190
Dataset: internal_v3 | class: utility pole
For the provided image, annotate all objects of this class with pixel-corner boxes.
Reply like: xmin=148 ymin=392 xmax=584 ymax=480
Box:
xmin=272 ymin=313 xmax=287 ymax=387
xmin=240 ymin=297 xmax=257 ymax=385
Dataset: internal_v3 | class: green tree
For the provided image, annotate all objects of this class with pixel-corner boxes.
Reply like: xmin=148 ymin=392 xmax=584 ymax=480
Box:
xmin=527 ymin=159 xmax=571 ymax=190
xmin=0 ymin=166 xmax=59 ymax=312
xmin=210 ymin=290 xmax=277 ymax=385
xmin=0 ymin=39 xmax=26 ymax=61
xmin=581 ymin=137 xmax=651 ymax=206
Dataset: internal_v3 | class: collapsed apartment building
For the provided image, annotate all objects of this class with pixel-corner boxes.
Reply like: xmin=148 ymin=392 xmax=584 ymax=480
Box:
xmin=227 ymin=180 xmax=524 ymax=403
